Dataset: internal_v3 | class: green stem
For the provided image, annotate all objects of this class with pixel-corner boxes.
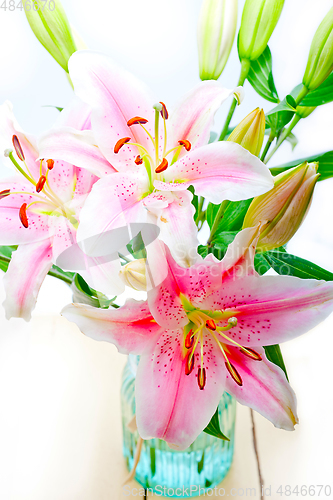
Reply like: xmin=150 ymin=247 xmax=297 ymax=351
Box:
xmin=207 ymin=200 xmax=229 ymax=246
xmin=294 ymin=84 xmax=309 ymax=106
xmin=264 ymin=114 xmax=301 ymax=164
xmin=0 ymin=255 xmax=73 ymax=285
xmin=260 ymin=131 xmax=275 ymax=162
xmin=195 ymin=196 xmax=205 ymax=226
xmin=219 ymin=59 xmax=251 ymax=141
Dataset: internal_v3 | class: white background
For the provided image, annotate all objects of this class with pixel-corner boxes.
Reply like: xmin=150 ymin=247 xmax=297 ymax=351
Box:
xmin=0 ymin=0 xmax=333 ymax=498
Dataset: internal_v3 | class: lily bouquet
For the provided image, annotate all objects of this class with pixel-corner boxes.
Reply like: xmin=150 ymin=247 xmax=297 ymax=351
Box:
xmin=1 ymin=0 xmax=333 ymax=488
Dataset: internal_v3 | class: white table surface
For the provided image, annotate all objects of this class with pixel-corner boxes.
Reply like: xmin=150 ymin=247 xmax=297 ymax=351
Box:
xmin=0 ymin=274 xmax=332 ymax=500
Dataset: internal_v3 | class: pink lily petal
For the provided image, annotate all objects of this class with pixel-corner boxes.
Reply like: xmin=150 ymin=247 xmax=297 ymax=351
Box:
xmin=38 ymin=127 xmax=114 ymax=178
xmin=200 ymin=274 xmax=333 ymax=346
xmin=73 ymin=167 xmax=98 ymax=199
xmin=0 ymin=101 xmax=40 ymax=179
xmin=76 ymin=172 xmax=148 ymax=257
xmin=143 ymin=190 xmax=199 ymax=267
xmin=225 ymin=346 xmax=298 ymax=431
xmin=135 ymin=328 xmax=226 ymax=450
xmin=146 ymin=241 xmax=222 ymax=330
xmin=155 ymin=141 xmax=274 ymax=204
xmin=62 ymin=300 xmax=161 ymax=353
xmin=221 ymin=225 xmax=261 ymax=279
xmin=68 ymin=51 xmax=157 ymax=170
xmin=168 ymin=81 xmax=240 ymax=152
xmin=52 ymin=217 xmax=124 ymax=296
xmin=53 ymin=96 xmax=92 ymax=130
xmin=0 ymin=181 xmax=52 ymax=245
xmin=2 ymin=239 xmax=53 ymax=321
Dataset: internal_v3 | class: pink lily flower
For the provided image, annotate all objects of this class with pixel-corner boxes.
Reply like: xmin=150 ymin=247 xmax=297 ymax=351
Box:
xmin=39 ymin=51 xmax=274 ymax=266
xmin=0 ymin=99 xmax=124 ymax=321
xmin=62 ymin=227 xmax=333 ymax=450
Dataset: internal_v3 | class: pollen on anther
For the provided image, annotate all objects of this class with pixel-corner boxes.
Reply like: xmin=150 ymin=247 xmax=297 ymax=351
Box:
xmin=127 ymin=116 xmax=148 ymax=127
xmin=206 ymin=319 xmax=216 ymax=331
xmin=36 ymin=175 xmax=46 ymax=193
xmin=19 ymin=203 xmax=29 ymax=228
xmin=197 ymin=367 xmax=206 ymax=390
xmin=159 ymin=102 xmax=169 ymax=120
xmin=114 ymin=137 xmax=131 ymax=154
xmin=12 ymin=135 xmax=25 ymax=161
xmin=155 ymin=158 xmax=168 ymax=174
xmin=225 ymin=362 xmax=242 ymax=386
xmin=178 ymin=139 xmax=191 ymax=152
xmin=185 ymin=330 xmax=194 ymax=349
xmin=240 ymin=347 xmax=262 ymax=361
xmin=185 ymin=352 xmax=195 ymax=375
xmin=135 ymin=155 xmax=143 ymax=165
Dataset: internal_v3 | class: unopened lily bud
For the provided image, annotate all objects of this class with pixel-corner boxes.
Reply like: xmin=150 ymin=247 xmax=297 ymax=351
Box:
xmin=24 ymin=0 xmax=77 ymax=72
xmin=227 ymin=108 xmax=265 ymax=156
xmin=198 ymin=0 xmax=238 ymax=80
xmin=243 ymin=162 xmax=319 ymax=252
xmin=120 ymin=259 xmax=147 ymax=291
xmin=238 ymin=0 xmax=284 ymax=61
xmin=303 ymin=7 xmax=333 ymax=91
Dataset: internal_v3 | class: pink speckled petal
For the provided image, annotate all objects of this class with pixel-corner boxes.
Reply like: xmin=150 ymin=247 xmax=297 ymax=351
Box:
xmin=225 ymin=346 xmax=298 ymax=431
xmin=76 ymin=172 xmax=149 ymax=257
xmin=68 ymin=51 xmax=157 ymax=171
xmin=0 ymin=181 xmax=52 ymax=245
xmin=136 ymin=328 xmax=226 ymax=450
xmin=143 ymin=190 xmax=199 ymax=267
xmin=62 ymin=299 xmax=161 ymax=354
xmin=146 ymin=241 xmax=223 ymax=329
xmin=201 ymin=274 xmax=333 ymax=346
xmin=38 ymin=128 xmax=114 ymax=178
xmin=221 ymin=225 xmax=261 ymax=279
xmin=155 ymin=142 xmax=274 ymax=204
xmin=2 ymin=238 xmax=53 ymax=321
xmin=168 ymin=81 xmax=238 ymax=152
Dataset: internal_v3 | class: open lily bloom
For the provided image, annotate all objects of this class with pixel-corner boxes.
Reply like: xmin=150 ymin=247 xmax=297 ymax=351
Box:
xmin=39 ymin=51 xmax=274 ymax=266
xmin=0 ymin=100 xmax=124 ymax=321
xmin=62 ymin=227 xmax=333 ymax=450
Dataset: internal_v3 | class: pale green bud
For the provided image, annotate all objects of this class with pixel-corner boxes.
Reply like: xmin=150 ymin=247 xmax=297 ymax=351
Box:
xmin=303 ymin=7 xmax=333 ymax=91
xmin=243 ymin=162 xmax=319 ymax=252
xmin=120 ymin=259 xmax=147 ymax=291
xmin=24 ymin=0 xmax=77 ymax=72
xmin=227 ymin=107 xmax=265 ymax=156
xmin=198 ymin=0 xmax=238 ymax=80
xmin=238 ymin=0 xmax=284 ymax=61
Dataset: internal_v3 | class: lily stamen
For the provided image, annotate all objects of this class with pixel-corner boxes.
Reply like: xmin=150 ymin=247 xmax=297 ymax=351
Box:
xmin=155 ymin=158 xmax=168 ymax=174
xmin=19 ymin=203 xmax=29 ymax=228
xmin=12 ymin=135 xmax=25 ymax=161
xmin=0 ymin=189 xmax=10 ymax=200
xmin=114 ymin=137 xmax=132 ymax=153
xmin=178 ymin=139 xmax=191 ymax=152
xmin=36 ymin=175 xmax=47 ymax=193
xmin=197 ymin=367 xmax=206 ymax=390
xmin=127 ymin=116 xmax=148 ymax=127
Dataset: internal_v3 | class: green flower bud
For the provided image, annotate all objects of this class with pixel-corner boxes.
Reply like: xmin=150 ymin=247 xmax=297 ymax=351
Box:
xmin=227 ymin=107 xmax=265 ymax=156
xmin=243 ymin=162 xmax=319 ymax=252
xmin=238 ymin=0 xmax=284 ymax=61
xmin=198 ymin=0 xmax=238 ymax=80
xmin=24 ymin=0 xmax=77 ymax=72
xmin=303 ymin=7 xmax=333 ymax=91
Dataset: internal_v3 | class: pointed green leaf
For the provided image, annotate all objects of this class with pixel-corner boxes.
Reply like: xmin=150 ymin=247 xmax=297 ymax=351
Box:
xmin=247 ymin=46 xmax=279 ymax=103
xmin=263 ymin=250 xmax=333 ymax=281
xmin=291 ymin=73 xmax=333 ymax=107
xmin=203 ymin=408 xmax=230 ymax=441
xmin=265 ymin=95 xmax=296 ymax=134
xmin=263 ymin=345 xmax=288 ymax=380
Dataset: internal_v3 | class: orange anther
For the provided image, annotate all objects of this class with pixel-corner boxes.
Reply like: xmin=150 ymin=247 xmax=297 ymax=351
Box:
xmin=36 ymin=175 xmax=47 ymax=193
xmin=0 ymin=189 xmax=10 ymax=200
xmin=159 ymin=102 xmax=169 ymax=120
xmin=240 ymin=347 xmax=262 ymax=361
xmin=135 ymin=155 xmax=143 ymax=165
xmin=197 ymin=367 xmax=206 ymax=390
xmin=47 ymin=159 xmax=54 ymax=170
xmin=155 ymin=158 xmax=168 ymax=174
xmin=225 ymin=362 xmax=243 ymax=386
xmin=178 ymin=139 xmax=191 ymax=152
xmin=114 ymin=137 xmax=131 ymax=154
xmin=19 ymin=203 xmax=29 ymax=228
xmin=206 ymin=319 xmax=216 ymax=331
xmin=185 ymin=330 xmax=194 ymax=349
xmin=127 ymin=116 xmax=148 ymax=127
xmin=12 ymin=135 xmax=25 ymax=161
xmin=185 ymin=352 xmax=195 ymax=375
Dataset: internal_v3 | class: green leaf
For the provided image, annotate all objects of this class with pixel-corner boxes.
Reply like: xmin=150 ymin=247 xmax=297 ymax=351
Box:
xmin=198 ymin=245 xmax=209 ymax=258
xmin=263 ymin=250 xmax=333 ymax=281
xmin=203 ymin=408 xmax=230 ymax=441
xmin=73 ymin=274 xmax=117 ymax=308
xmin=213 ymin=231 xmax=238 ymax=256
xmin=48 ymin=264 xmax=74 ymax=284
xmin=42 ymin=105 xmax=64 ymax=112
xmin=263 ymin=345 xmax=289 ymax=381
xmin=247 ymin=46 xmax=279 ymax=103
xmin=254 ymin=253 xmax=271 ymax=275
xmin=265 ymin=95 xmax=296 ymax=134
xmin=126 ymin=232 xmax=146 ymax=259
xmin=291 ymin=74 xmax=333 ymax=107
xmin=197 ymin=451 xmax=205 ymax=474
xmin=270 ymin=151 xmax=333 ymax=181
xmin=207 ymin=199 xmax=252 ymax=234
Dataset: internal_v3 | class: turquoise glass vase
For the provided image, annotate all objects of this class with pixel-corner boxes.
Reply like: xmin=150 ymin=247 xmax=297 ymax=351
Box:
xmin=121 ymin=355 xmax=236 ymax=498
